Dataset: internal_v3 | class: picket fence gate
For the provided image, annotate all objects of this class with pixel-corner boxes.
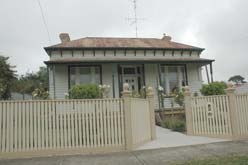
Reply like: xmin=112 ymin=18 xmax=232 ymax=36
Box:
xmin=185 ymin=85 xmax=248 ymax=139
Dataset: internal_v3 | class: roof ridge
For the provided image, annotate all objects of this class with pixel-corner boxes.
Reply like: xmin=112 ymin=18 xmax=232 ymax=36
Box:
xmin=83 ymin=37 xmax=161 ymax=40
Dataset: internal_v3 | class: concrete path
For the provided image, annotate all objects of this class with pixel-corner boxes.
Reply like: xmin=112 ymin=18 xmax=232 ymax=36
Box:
xmin=137 ymin=126 xmax=228 ymax=150
xmin=1 ymin=141 xmax=248 ymax=165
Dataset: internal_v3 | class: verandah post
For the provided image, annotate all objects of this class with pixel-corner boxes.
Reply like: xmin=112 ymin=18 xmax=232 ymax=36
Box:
xmin=184 ymin=86 xmax=193 ymax=135
xmin=225 ymin=83 xmax=239 ymax=139
xmin=147 ymin=87 xmax=156 ymax=140
xmin=122 ymin=83 xmax=133 ymax=150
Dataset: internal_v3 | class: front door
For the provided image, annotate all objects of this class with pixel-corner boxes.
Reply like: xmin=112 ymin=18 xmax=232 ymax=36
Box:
xmin=123 ymin=76 xmax=138 ymax=91
xmin=119 ymin=65 xmax=144 ymax=93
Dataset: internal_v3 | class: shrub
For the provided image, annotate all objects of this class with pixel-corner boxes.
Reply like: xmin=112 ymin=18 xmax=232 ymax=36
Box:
xmin=32 ymin=87 xmax=49 ymax=99
xmin=173 ymin=88 xmax=184 ymax=106
xmin=161 ymin=118 xmax=186 ymax=132
xmin=69 ymin=84 xmax=100 ymax=99
xmin=200 ymin=82 xmax=227 ymax=96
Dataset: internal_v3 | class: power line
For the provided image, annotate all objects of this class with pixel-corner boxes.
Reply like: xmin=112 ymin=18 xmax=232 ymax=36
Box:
xmin=37 ymin=0 xmax=51 ymax=44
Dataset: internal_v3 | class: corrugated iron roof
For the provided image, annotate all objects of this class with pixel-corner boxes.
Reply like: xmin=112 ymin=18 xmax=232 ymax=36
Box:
xmin=44 ymin=37 xmax=204 ymax=51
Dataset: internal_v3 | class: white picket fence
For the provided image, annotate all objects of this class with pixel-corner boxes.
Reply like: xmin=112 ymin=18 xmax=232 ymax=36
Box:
xmin=0 ymin=99 xmax=125 ymax=154
xmin=0 ymin=89 xmax=156 ymax=159
xmin=235 ymin=94 xmax=248 ymax=136
xmin=185 ymin=86 xmax=248 ymax=139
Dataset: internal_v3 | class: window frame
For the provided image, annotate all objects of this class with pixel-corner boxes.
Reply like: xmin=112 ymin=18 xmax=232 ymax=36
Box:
xmin=159 ymin=64 xmax=188 ymax=95
xmin=68 ymin=65 xmax=102 ymax=90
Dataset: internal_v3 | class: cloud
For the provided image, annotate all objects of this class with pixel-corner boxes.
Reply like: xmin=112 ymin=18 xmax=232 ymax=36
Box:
xmin=0 ymin=0 xmax=247 ymax=82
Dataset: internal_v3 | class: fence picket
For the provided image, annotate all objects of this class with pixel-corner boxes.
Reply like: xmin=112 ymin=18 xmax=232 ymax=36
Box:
xmin=78 ymin=101 xmax=82 ymax=147
xmin=214 ymin=97 xmax=220 ymax=135
xmin=243 ymin=96 xmax=248 ymax=134
xmin=74 ymin=101 xmax=79 ymax=148
xmin=82 ymin=101 xmax=86 ymax=147
xmin=113 ymin=100 xmax=118 ymax=146
xmin=70 ymin=102 xmax=75 ymax=148
xmin=33 ymin=102 xmax=37 ymax=150
xmin=48 ymin=101 xmax=52 ymax=148
xmin=117 ymin=100 xmax=121 ymax=146
xmin=37 ymin=101 xmax=41 ymax=150
xmin=240 ymin=96 xmax=245 ymax=134
xmin=1 ymin=103 xmax=5 ymax=152
xmin=85 ymin=101 xmax=89 ymax=147
xmin=63 ymin=101 xmax=68 ymax=148
xmin=110 ymin=100 xmax=114 ymax=146
xmin=96 ymin=101 xmax=100 ymax=147
xmin=92 ymin=101 xmax=96 ymax=147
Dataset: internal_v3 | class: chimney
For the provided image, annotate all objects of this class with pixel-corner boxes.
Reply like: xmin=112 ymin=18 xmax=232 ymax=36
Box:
xmin=162 ymin=33 xmax=172 ymax=41
xmin=59 ymin=33 xmax=70 ymax=43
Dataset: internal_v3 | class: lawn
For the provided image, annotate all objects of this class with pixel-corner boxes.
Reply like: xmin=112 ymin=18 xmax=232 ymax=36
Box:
xmin=172 ymin=155 xmax=248 ymax=165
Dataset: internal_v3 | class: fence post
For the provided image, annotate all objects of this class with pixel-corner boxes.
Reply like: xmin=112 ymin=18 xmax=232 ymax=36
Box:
xmin=147 ymin=87 xmax=156 ymax=140
xmin=225 ymin=83 xmax=239 ymax=139
xmin=184 ymin=86 xmax=193 ymax=135
xmin=122 ymin=83 xmax=133 ymax=150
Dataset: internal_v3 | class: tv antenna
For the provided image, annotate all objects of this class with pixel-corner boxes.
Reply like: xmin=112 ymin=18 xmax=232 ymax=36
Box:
xmin=126 ymin=0 xmax=145 ymax=37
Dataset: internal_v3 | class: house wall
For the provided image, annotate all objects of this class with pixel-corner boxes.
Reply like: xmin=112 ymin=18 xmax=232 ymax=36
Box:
xmin=49 ymin=64 xmax=69 ymax=99
xmin=48 ymin=50 xmax=204 ymax=107
xmin=48 ymin=62 xmax=203 ymax=108
xmin=144 ymin=64 xmax=160 ymax=109
xmin=186 ymin=64 xmax=203 ymax=95
xmin=48 ymin=66 xmax=54 ymax=98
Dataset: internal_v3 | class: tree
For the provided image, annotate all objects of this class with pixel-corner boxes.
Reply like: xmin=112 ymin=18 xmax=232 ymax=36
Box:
xmin=13 ymin=66 xmax=49 ymax=98
xmin=200 ymin=82 xmax=227 ymax=96
xmin=0 ymin=56 xmax=16 ymax=100
xmin=228 ymin=75 xmax=246 ymax=84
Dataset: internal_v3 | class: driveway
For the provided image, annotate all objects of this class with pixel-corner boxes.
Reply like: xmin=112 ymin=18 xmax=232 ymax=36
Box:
xmin=137 ymin=126 xmax=228 ymax=150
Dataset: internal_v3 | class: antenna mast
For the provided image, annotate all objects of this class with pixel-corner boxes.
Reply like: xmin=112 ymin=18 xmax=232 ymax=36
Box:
xmin=133 ymin=0 xmax=138 ymax=37
xmin=127 ymin=0 xmax=144 ymax=37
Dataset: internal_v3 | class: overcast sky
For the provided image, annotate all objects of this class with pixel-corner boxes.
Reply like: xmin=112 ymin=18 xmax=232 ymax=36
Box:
xmin=0 ymin=0 xmax=247 ymax=82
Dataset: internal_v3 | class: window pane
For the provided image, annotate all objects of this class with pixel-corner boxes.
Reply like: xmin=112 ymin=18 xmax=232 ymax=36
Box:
xmin=168 ymin=66 xmax=178 ymax=92
xmin=70 ymin=66 xmax=101 ymax=86
xmin=94 ymin=67 xmax=100 ymax=84
xmin=70 ymin=75 xmax=76 ymax=87
xmin=79 ymin=67 xmax=91 ymax=84
xmin=124 ymin=68 xmax=135 ymax=74
xmin=70 ymin=67 xmax=76 ymax=87
xmin=160 ymin=65 xmax=187 ymax=94
xmin=70 ymin=67 xmax=76 ymax=74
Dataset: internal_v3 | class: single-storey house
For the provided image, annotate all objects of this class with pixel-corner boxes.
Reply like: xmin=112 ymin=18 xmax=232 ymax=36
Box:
xmin=44 ymin=33 xmax=214 ymax=109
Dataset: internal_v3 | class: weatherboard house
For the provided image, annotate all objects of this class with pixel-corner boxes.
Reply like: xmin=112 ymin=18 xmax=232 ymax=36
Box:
xmin=44 ymin=33 xmax=214 ymax=109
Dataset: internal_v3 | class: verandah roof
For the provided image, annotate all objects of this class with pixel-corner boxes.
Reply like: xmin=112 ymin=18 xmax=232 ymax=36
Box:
xmin=44 ymin=58 xmax=214 ymax=65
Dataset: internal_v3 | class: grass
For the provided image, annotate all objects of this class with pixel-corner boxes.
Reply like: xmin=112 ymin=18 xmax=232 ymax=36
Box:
xmin=172 ymin=155 xmax=248 ymax=165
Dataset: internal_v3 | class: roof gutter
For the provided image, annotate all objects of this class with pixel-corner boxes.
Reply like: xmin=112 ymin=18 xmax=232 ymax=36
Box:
xmin=44 ymin=46 xmax=205 ymax=52
xmin=44 ymin=59 xmax=214 ymax=65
